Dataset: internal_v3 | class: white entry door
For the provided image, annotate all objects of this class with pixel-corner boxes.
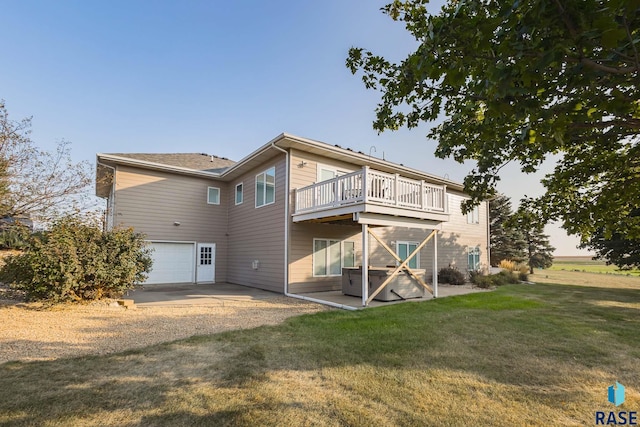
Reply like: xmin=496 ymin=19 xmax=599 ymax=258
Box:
xmin=196 ymin=243 xmax=216 ymax=283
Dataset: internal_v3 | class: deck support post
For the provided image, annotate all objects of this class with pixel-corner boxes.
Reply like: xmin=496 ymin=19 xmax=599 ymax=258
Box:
xmin=366 ymin=229 xmax=436 ymax=304
xmin=362 ymin=222 xmax=369 ymax=307
xmin=433 ymin=231 xmax=438 ymax=298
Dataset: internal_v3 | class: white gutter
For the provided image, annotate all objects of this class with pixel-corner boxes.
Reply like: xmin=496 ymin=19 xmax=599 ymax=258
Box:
xmin=486 ymin=199 xmax=491 ymax=269
xmin=270 ymin=141 xmax=357 ymax=311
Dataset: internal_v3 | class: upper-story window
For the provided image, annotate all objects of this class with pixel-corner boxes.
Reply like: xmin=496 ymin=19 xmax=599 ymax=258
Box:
xmin=235 ymin=183 xmax=243 ymax=205
xmin=207 ymin=186 xmax=220 ymax=205
xmin=467 ymin=205 xmax=479 ymax=224
xmin=256 ymin=166 xmax=275 ymax=208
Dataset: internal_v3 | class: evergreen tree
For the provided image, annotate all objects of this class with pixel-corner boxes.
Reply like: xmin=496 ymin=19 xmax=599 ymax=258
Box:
xmin=510 ymin=212 xmax=555 ymax=274
xmin=489 ymin=194 xmax=526 ymax=266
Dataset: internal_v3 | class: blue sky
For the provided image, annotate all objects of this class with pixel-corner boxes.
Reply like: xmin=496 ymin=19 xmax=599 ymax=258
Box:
xmin=2 ymin=0 xmax=589 ymax=255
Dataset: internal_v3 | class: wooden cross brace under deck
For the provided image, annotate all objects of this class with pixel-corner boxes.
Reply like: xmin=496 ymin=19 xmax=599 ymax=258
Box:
xmin=365 ymin=229 xmax=436 ymax=304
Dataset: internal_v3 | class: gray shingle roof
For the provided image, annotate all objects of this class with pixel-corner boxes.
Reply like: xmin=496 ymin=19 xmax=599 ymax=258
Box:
xmin=107 ymin=153 xmax=236 ymax=173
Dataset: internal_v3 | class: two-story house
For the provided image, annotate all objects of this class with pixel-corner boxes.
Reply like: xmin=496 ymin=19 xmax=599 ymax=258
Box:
xmin=96 ymin=133 xmax=489 ymax=306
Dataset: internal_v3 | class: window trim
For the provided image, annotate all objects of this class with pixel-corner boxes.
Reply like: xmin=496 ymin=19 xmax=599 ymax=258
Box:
xmin=207 ymin=186 xmax=220 ymax=205
xmin=467 ymin=205 xmax=479 ymax=224
xmin=235 ymin=182 xmax=243 ymax=205
xmin=468 ymin=246 xmax=481 ymax=271
xmin=312 ymin=238 xmax=356 ymax=277
xmin=255 ymin=166 xmax=276 ymax=208
xmin=396 ymin=241 xmax=420 ymax=269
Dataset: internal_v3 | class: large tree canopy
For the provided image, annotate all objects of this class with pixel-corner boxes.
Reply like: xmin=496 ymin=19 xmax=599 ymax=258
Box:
xmin=581 ymin=209 xmax=640 ymax=269
xmin=347 ymin=0 xmax=640 ymax=241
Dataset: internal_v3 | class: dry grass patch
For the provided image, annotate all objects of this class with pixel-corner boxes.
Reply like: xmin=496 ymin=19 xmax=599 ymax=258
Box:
xmin=0 ymin=298 xmax=327 ymax=363
xmin=0 ymin=281 xmax=639 ymax=426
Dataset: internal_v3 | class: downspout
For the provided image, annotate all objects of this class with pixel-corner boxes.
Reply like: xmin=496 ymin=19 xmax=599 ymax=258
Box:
xmin=270 ymin=142 xmax=290 ymax=295
xmin=486 ymin=199 xmax=491 ymax=272
xmin=270 ymin=142 xmax=357 ymax=311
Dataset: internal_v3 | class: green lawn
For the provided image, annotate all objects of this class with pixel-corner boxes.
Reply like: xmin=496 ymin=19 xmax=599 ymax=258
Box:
xmin=1 ymin=281 xmax=639 ymax=426
xmin=550 ymin=256 xmax=640 ymax=277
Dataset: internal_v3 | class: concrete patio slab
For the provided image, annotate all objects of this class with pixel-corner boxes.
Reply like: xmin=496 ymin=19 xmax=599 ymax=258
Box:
xmin=126 ymin=282 xmax=488 ymax=309
xmin=127 ymin=283 xmax=281 ymax=307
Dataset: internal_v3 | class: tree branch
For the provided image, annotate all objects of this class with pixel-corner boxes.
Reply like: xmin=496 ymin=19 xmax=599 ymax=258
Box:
xmin=623 ymin=16 xmax=640 ymax=72
xmin=576 ymin=57 xmax=639 ymax=75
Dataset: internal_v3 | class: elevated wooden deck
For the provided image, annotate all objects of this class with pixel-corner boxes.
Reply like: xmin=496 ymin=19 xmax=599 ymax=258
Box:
xmin=293 ymin=166 xmax=450 ymax=223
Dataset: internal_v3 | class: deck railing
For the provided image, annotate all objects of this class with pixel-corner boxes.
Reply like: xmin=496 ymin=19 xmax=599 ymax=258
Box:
xmin=294 ymin=166 xmax=447 ymax=215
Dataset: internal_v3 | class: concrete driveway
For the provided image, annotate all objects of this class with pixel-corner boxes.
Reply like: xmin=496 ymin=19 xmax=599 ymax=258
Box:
xmin=126 ymin=283 xmax=281 ymax=307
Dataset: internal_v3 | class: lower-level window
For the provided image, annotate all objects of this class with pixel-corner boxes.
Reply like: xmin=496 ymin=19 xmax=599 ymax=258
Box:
xmin=468 ymin=246 xmax=481 ymax=271
xmin=313 ymin=239 xmax=355 ymax=277
xmin=396 ymin=241 xmax=419 ymax=269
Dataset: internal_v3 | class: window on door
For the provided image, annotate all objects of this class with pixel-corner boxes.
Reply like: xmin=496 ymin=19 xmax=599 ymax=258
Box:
xmin=200 ymin=246 xmax=213 ymax=265
xmin=317 ymin=165 xmax=350 ymax=182
xmin=343 ymin=241 xmax=355 ymax=268
xmin=313 ymin=239 xmax=356 ymax=277
xmin=396 ymin=241 xmax=419 ymax=269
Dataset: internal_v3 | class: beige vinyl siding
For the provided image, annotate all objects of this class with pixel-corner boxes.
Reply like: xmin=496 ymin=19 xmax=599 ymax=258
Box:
xmin=113 ymin=165 xmax=229 ymax=282
xmin=227 ymin=155 xmax=286 ymax=292
xmin=289 ymin=148 xmax=359 ymax=190
xmin=288 ymin=222 xmax=362 ymax=293
xmin=368 ymin=192 xmax=490 ymax=278
xmin=289 ymin=149 xmax=362 ymax=293
xmin=288 ymin=150 xmax=489 ymax=291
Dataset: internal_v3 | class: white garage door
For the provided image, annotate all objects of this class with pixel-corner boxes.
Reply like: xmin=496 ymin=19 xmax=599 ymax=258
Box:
xmin=146 ymin=242 xmax=195 ymax=284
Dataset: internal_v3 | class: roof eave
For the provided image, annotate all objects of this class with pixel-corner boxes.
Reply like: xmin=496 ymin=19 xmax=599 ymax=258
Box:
xmin=96 ymin=153 xmax=224 ymax=179
xmin=274 ymin=133 xmax=465 ymax=192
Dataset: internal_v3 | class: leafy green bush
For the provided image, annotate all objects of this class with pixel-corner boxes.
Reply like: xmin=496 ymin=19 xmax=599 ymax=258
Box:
xmin=0 ymin=216 xmax=152 ymax=302
xmin=469 ymin=271 xmax=493 ymax=289
xmin=0 ymin=225 xmax=30 ymax=250
xmin=438 ymin=267 xmax=466 ymax=285
xmin=493 ymin=270 xmax=516 ymax=286
xmin=469 ymin=270 xmax=522 ymax=288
